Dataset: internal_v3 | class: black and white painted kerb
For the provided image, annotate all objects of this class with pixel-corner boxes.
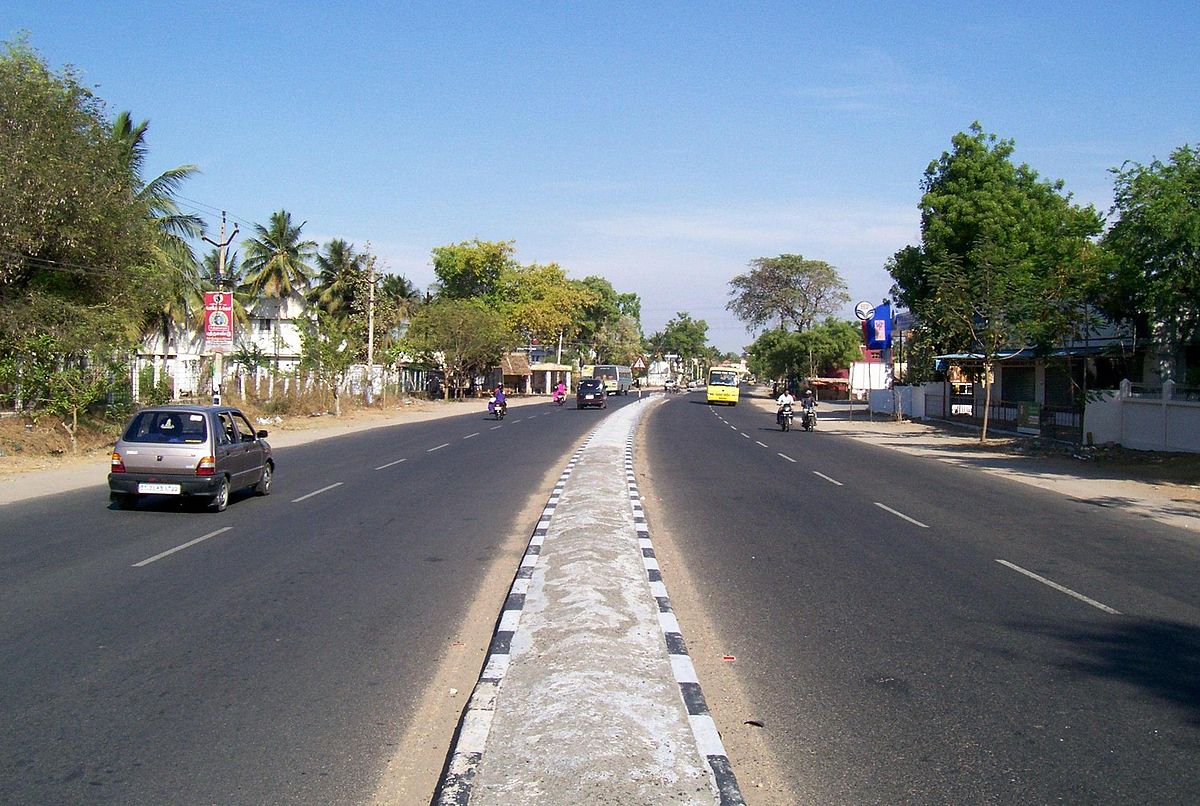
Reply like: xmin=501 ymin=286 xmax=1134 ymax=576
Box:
xmin=435 ymin=436 xmax=594 ymax=805
xmin=625 ymin=435 xmax=746 ymax=806
xmin=436 ymin=395 xmax=743 ymax=805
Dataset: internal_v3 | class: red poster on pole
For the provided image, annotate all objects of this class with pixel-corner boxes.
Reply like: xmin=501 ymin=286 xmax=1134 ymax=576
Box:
xmin=204 ymin=291 xmax=234 ymax=353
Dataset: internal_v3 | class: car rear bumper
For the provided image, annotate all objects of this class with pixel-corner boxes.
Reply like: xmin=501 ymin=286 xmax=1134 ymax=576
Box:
xmin=108 ymin=473 xmax=223 ymax=497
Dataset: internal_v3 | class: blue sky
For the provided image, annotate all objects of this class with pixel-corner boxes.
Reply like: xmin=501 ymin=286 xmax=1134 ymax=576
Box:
xmin=6 ymin=2 xmax=1197 ymax=352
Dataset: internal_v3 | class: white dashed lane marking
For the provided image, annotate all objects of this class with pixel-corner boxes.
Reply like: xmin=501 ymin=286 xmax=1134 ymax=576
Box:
xmin=374 ymin=458 xmax=407 ymax=470
xmin=427 ymin=443 xmax=450 ymax=452
xmin=874 ymin=502 xmax=928 ymax=528
xmin=292 ymin=482 xmax=344 ymax=503
xmin=756 ymin=441 xmax=768 ymax=448
xmin=777 ymin=453 xmax=796 ymax=463
xmin=813 ymin=471 xmax=843 ymax=486
xmin=996 ymin=560 xmax=1121 ymax=614
xmin=463 ymin=433 xmax=479 ymax=439
xmin=132 ymin=527 xmax=233 ymax=567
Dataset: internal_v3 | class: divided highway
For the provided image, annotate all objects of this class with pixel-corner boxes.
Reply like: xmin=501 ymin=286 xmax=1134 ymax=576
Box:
xmin=643 ymin=393 xmax=1200 ymax=804
xmin=0 ymin=397 xmax=639 ymax=804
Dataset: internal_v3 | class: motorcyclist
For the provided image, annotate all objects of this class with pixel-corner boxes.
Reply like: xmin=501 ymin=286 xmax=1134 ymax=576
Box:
xmin=552 ymin=381 xmax=567 ymax=403
xmin=489 ymin=384 xmax=507 ymax=415
xmin=800 ymin=389 xmax=817 ymax=426
xmin=776 ymin=387 xmax=795 ymax=424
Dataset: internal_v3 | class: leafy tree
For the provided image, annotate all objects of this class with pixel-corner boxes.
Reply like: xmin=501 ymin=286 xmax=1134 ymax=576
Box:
xmin=0 ymin=36 xmax=164 ymax=350
xmin=1104 ymin=144 xmax=1200 ymax=381
xmin=380 ymin=273 xmax=422 ymax=313
xmin=299 ymin=311 xmax=360 ymax=416
xmin=403 ymin=299 xmax=514 ymax=400
xmin=747 ymin=318 xmax=862 ymax=382
xmin=727 ymin=254 xmax=850 ymax=332
xmin=571 ymin=276 xmax=644 ymax=363
xmin=647 ymin=312 xmax=710 ymax=361
xmin=500 ymin=262 xmax=595 ymax=348
xmin=889 ymin=123 xmax=1103 ymax=439
xmin=431 ymin=238 xmax=516 ymax=302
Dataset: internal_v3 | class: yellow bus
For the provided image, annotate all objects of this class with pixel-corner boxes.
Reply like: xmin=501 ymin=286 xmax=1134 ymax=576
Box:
xmin=705 ymin=366 xmax=740 ymax=405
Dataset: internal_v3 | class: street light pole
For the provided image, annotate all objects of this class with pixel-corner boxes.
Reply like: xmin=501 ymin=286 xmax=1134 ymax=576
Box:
xmin=202 ymin=211 xmax=239 ymax=405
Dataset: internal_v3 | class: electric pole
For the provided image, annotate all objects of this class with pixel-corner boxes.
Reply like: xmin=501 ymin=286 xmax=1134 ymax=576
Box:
xmin=366 ymin=252 xmax=376 ymax=403
xmin=202 ymin=211 xmax=239 ymax=405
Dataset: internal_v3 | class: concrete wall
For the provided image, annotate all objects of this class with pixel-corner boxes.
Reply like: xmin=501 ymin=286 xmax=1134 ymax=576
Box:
xmin=868 ymin=384 xmax=934 ymax=418
xmin=1085 ymin=380 xmax=1200 ymax=453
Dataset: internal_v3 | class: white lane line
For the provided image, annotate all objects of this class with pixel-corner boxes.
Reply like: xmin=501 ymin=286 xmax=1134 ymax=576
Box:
xmin=729 ymin=425 xmax=738 ymax=430
xmin=874 ymin=502 xmax=929 ymax=528
xmin=777 ymin=452 xmax=796 ymax=463
xmin=427 ymin=443 xmax=450 ymax=452
xmin=374 ymin=458 xmax=407 ymax=470
xmin=740 ymin=432 xmax=750 ymax=439
xmin=292 ymin=482 xmax=344 ymax=503
xmin=463 ymin=432 xmax=479 ymax=440
xmin=133 ymin=527 xmax=233 ymax=567
xmin=490 ymin=425 xmax=503 ymax=430
xmin=996 ymin=560 xmax=1121 ymax=614
xmin=756 ymin=441 xmax=769 ymax=448
xmin=813 ymin=471 xmax=843 ymax=486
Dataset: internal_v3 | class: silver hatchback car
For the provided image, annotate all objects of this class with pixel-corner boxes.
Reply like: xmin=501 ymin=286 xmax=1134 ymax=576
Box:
xmin=108 ymin=405 xmax=274 ymax=512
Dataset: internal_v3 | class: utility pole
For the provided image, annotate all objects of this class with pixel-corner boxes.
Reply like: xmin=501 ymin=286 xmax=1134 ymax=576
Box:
xmin=202 ymin=211 xmax=239 ymax=405
xmin=366 ymin=253 xmax=375 ymax=403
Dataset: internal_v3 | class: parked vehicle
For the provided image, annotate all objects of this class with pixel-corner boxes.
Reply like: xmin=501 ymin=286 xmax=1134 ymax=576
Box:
xmin=108 ymin=405 xmax=273 ymax=512
xmin=778 ymin=403 xmax=793 ymax=431
xmin=576 ymin=378 xmax=607 ymax=409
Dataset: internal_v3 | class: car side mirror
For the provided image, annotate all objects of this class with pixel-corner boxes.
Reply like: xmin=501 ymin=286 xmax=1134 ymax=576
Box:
xmin=256 ymin=429 xmax=268 ymax=439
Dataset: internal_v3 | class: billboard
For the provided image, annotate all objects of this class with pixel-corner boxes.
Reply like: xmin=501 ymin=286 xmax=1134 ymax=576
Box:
xmin=204 ymin=291 xmax=234 ymax=353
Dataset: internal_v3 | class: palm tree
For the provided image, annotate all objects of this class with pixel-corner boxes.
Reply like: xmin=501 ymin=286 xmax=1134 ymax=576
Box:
xmin=309 ymin=239 xmax=365 ymax=320
xmin=112 ymin=112 xmax=205 ymax=393
xmin=242 ymin=210 xmax=316 ymax=376
xmin=380 ymin=273 xmax=422 ymax=313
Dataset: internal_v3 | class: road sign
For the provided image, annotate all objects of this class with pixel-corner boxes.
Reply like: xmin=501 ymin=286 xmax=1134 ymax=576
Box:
xmin=204 ymin=291 xmax=234 ymax=353
xmin=631 ymin=355 xmax=647 ymax=370
xmin=855 ymin=300 xmax=875 ymax=321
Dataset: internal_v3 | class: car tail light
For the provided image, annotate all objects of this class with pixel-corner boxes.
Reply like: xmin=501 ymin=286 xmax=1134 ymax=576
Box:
xmin=196 ymin=456 xmax=216 ymax=476
xmin=111 ymin=452 xmax=126 ymax=473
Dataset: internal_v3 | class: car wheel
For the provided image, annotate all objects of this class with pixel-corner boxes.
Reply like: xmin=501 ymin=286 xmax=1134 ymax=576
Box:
xmin=254 ymin=462 xmax=273 ymax=496
xmin=110 ymin=492 xmax=135 ymax=510
xmin=210 ymin=477 xmax=230 ymax=512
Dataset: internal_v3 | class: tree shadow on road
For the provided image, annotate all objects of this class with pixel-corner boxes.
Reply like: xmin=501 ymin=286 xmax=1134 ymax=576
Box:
xmin=1011 ymin=616 xmax=1200 ymax=725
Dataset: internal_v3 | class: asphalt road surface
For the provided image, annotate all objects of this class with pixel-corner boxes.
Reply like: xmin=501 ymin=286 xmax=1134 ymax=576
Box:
xmin=643 ymin=393 xmax=1200 ymax=805
xmin=0 ymin=395 xmax=640 ymax=804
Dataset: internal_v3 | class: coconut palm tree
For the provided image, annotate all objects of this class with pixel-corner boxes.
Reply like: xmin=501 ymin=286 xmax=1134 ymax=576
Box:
xmin=309 ymin=239 xmax=365 ymax=320
xmin=112 ymin=112 xmax=205 ymax=392
xmin=242 ymin=210 xmax=317 ymax=374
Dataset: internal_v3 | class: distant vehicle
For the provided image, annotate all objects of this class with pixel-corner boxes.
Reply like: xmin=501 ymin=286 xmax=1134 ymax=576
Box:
xmin=592 ymin=364 xmax=632 ymax=395
xmin=705 ymin=367 xmax=741 ymax=405
xmin=108 ymin=405 xmax=273 ymax=512
xmin=576 ymin=378 xmax=607 ymax=409
xmin=687 ymin=379 xmax=704 ymax=390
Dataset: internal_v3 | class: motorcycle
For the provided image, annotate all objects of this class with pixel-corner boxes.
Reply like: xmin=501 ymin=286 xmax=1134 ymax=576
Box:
xmin=800 ymin=406 xmax=816 ymax=431
xmin=777 ymin=403 xmax=793 ymax=432
xmin=488 ymin=397 xmax=507 ymax=419
xmin=552 ymin=391 xmax=565 ymax=406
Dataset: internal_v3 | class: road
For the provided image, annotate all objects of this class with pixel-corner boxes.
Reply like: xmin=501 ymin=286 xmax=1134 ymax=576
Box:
xmin=0 ymin=395 xmax=640 ymax=805
xmin=642 ymin=392 xmax=1200 ymax=804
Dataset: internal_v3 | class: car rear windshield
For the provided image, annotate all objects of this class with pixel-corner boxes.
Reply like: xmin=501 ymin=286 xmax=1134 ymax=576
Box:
xmin=122 ymin=411 xmax=209 ymax=444
xmin=579 ymin=380 xmax=603 ymax=390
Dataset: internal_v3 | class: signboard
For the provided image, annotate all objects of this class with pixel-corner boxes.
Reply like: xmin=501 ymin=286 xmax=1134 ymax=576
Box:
xmin=866 ymin=302 xmax=891 ymax=349
xmin=854 ymin=301 xmax=875 ymax=321
xmin=204 ymin=291 xmax=234 ymax=353
xmin=631 ymin=355 xmax=647 ymax=371
xmin=1017 ymin=401 xmax=1041 ymax=435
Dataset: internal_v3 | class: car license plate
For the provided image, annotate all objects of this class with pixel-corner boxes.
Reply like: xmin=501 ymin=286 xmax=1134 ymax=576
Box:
xmin=585 ymin=394 xmax=595 ymax=399
xmin=138 ymin=483 xmax=181 ymax=495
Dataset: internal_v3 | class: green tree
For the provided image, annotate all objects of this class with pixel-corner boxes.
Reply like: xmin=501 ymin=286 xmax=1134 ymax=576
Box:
xmin=647 ymin=312 xmax=710 ymax=361
xmin=242 ymin=209 xmax=317 ymax=370
xmin=889 ymin=123 xmax=1104 ymax=439
xmin=299 ymin=311 xmax=361 ymax=416
xmin=403 ymin=299 xmax=514 ymax=400
xmin=1104 ymin=144 xmax=1200 ymax=381
xmin=431 ymin=238 xmax=516 ymax=302
xmin=727 ymin=254 xmax=850 ymax=332
xmin=747 ymin=318 xmax=862 ymax=382
xmin=309 ymin=239 xmax=365 ymax=320
xmin=502 ymin=262 xmax=595 ymax=348
xmin=0 ymin=36 xmax=164 ymax=350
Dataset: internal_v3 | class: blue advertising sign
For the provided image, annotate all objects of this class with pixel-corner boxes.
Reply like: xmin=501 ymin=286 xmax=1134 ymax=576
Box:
xmin=867 ymin=302 xmax=892 ymax=349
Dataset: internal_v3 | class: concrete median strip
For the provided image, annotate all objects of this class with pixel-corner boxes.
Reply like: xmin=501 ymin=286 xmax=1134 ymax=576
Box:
xmin=436 ymin=397 xmax=745 ymax=806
